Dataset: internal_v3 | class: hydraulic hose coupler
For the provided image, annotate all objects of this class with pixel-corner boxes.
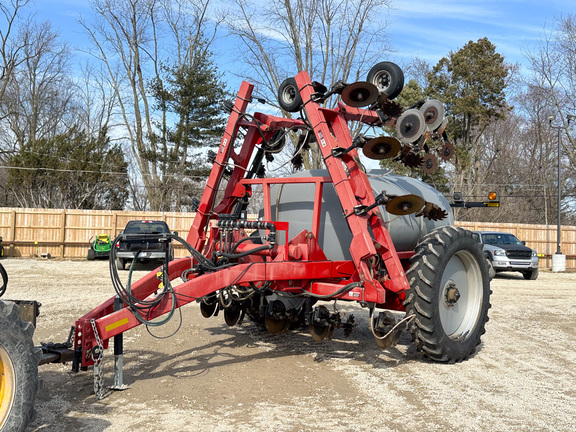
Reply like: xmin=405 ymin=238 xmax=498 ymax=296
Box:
xmin=216 ymin=220 xmax=277 ymax=245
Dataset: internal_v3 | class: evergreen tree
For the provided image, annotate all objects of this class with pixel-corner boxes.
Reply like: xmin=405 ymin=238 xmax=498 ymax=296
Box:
xmin=425 ymin=38 xmax=511 ymax=214
xmin=6 ymin=126 xmax=129 ymax=209
xmin=149 ymin=45 xmax=228 ymax=210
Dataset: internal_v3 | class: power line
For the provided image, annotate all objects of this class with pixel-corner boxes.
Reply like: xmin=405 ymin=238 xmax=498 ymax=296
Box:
xmin=0 ymin=164 xmax=209 ymax=181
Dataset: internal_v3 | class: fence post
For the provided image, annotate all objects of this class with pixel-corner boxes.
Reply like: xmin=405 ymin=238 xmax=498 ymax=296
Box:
xmin=60 ymin=210 xmax=66 ymax=258
xmin=112 ymin=212 xmax=117 ymax=237
xmin=9 ymin=210 xmax=16 ymax=258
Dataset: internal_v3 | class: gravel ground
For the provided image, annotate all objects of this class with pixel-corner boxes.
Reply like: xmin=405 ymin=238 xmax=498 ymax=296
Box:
xmin=3 ymin=258 xmax=575 ymax=432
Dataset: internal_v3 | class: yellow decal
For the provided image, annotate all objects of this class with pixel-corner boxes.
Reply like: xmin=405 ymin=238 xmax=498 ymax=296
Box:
xmin=105 ymin=318 xmax=129 ymax=333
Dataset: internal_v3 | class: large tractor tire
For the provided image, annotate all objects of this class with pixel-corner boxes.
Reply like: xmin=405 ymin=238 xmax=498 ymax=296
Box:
xmin=404 ymin=226 xmax=491 ymax=363
xmin=0 ymin=300 xmax=41 ymax=432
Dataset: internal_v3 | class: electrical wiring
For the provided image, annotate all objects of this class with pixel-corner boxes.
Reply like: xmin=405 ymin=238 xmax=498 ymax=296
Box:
xmin=298 ymin=281 xmax=363 ymax=299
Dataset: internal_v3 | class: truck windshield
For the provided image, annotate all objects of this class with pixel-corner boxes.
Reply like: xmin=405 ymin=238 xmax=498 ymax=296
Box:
xmin=124 ymin=222 xmax=168 ymax=235
xmin=483 ymin=233 xmax=522 ymax=245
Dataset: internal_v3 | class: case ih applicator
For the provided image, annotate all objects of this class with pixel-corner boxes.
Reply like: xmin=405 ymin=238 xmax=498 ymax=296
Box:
xmin=1 ymin=62 xmax=490 ymax=429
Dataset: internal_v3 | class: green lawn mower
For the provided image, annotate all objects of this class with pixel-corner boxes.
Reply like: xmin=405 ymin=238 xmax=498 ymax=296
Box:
xmin=87 ymin=234 xmax=112 ymax=260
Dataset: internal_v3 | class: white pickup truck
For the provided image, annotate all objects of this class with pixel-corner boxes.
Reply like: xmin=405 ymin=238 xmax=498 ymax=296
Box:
xmin=473 ymin=231 xmax=539 ymax=280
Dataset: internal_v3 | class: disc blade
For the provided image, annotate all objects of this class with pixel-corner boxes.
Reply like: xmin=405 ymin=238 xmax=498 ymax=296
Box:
xmin=385 ymin=194 xmax=426 ymax=216
xmin=200 ymin=301 xmax=217 ymax=318
xmin=362 ymin=136 xmax=401 ymax=160
xmin=395 ymin=109 xmax=426 ymax=143
xmin=439 ymin=141 xmax=455 ymax=161
xmin=435 ymin=117 xmax=448 ymax=135
xmin=341 ymin=81 xmax=379 ymax=107
xmin=421 ymin=154 xmax=438 ymax=175
xmin=374 ymin=331 xmax=395 ymax=350
xmin=310 ymin=324 xmax=330 ymax=342
xmin=224 ymin=306 xmax=241 ymax=326
xmin=420 ymin=100 xmax=445 ymax=131
xmin=265 ymin=317 xmax=288 ymax=334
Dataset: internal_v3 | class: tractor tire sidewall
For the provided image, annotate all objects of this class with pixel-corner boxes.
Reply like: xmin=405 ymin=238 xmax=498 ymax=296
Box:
xmin=405 ymin=226 xmax=491 ymax=363
xmin=0 ymin=301 xmax=41 ymax=432
xmin=0 ymin=264 xmax=7 ymax=298
xmin=277 ymin=77 xmax=302 ymax=113
xmin=367 ymin=61 xmax=405 ymax=100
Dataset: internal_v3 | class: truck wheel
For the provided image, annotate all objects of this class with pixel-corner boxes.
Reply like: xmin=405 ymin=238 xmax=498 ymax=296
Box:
xmin=523 ymin=268 xmax=538 ymax=280
xmin=486 ymin=258 xmax=496 ymax=279
xmin=277 ymin=77 xmax=302 ymax=113
xmin=115 ymin=256 xmax=125 ymax=271
xmin=87 ymin=249 xmax=96 ymax=261
xmin=366 ymin=61 xmax=404 ymax=100
xmin=404 ymin=226 xmax=491 ymax=363
xmin=0 ymin=300 xmax=41 ymax=432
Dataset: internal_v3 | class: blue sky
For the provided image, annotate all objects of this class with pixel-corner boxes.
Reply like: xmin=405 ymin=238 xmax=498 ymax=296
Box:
xmin=29 ymin=0 xmax=572 ymax=85
xmin=385 ymin=0 xmax=568 ymax=69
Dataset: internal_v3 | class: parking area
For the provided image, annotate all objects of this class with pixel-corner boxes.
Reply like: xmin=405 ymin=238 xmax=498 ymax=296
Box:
xmin=3 ymin=259 xmax=575 ymax=431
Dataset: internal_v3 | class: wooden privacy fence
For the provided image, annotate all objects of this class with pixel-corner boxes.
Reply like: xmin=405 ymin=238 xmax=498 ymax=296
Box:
xmin=0 ymin=207 xmax=575 ymax=269
xmin=0 ymin=208 xmax=197 ymax=259
xmin=455 ymin=221 xmax=576 ymax=270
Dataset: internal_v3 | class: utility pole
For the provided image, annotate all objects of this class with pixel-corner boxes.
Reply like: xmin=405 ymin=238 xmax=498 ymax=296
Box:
xmin=547 ymin=114 xmax=575 ymax=271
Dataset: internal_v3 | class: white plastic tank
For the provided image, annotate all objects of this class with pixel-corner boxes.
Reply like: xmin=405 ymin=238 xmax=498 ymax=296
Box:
xmin=262 ymin=169 xmax=454 ymax=260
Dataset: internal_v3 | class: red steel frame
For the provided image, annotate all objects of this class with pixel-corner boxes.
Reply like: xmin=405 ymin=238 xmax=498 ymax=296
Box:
xmin=73 ymin=72 xmax=412 ymax=367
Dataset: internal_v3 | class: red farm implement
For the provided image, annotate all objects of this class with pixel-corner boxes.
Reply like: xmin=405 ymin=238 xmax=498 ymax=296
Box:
xmin=1 ymin=62 xmax=490 ymax=430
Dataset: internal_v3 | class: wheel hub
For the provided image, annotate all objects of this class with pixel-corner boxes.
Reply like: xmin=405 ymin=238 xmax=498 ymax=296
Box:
xmin=444 ymin=281 xmax=460 ymax=307
xmin=283 ymin=87 xmax=296 ymax=104
xmin=376 ymin=71 xmax=391 ymax=90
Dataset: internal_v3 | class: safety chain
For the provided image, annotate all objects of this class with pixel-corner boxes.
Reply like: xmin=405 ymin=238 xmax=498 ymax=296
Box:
xmin=90 ymin=318 xmax=106 ymax=400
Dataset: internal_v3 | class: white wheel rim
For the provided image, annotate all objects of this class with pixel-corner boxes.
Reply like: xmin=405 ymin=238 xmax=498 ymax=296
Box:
xmin=438 ymin=250 xmax=483 ymax=340
xmin=373 ymin=70 xmax=392 ymax=92
xmin=282 ymin=86 xmax=296 ymax=105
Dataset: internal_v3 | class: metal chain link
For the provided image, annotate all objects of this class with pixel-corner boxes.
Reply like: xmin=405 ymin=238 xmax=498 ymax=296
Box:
xmin=90 ymin=318 xmax=105 ymax=400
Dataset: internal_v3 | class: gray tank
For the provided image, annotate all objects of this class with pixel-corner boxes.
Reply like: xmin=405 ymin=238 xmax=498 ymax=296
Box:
xmin=262 ymin=169 xmax=453 ymax=260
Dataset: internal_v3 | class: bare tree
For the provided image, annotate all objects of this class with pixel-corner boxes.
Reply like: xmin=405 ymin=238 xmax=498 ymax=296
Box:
xmin=225 ymin=0 xmax=392 ymax=169
xmin=0 ymin=0 xmax=33 ymax=103
xmin=525 ymin=14 xmax=576 ymax=167
xmin=1 ymin=21 xmax=74 ymax=149
xmin=80 ymin=0 xmax=221 ymax=211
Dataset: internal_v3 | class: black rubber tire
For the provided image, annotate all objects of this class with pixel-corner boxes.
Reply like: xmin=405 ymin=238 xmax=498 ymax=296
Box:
xmin=115 ymin=256 xmax=125 ymax=271
xmin=366 ymin=61 xmax=405 ymax=100
xmin=486 ymin=258 xmax=496 ymax=280
xmin=87 ymin=249 xmax=96 ymax=261
xmin=0 ymin=263 xmax=7 ymax=298
xmin=0 ymin=300 xmax=41 ymax=432
xmin=523 ymin=268 xmax=538 ymax=280
xmin=404 ymin=226 xmax=491 ymax=363
xmin=277 ymin=77 xmax=302 ymax=113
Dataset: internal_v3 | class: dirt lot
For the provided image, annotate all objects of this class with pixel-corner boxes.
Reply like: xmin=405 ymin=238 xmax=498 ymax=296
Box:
xmin=3 ymin=258 xmax=575 ymax=431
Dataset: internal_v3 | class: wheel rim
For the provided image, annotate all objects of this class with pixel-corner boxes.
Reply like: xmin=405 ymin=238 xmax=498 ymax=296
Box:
xmin=0 ymin=344 xmax=16 ymax=428
xmin=438 ymin=250 xmax=483 ymax=341
xmin=281 ymin=85 xmax=296 ymax=105
xmin=372 ymin=70 xmax=391 ymax=92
